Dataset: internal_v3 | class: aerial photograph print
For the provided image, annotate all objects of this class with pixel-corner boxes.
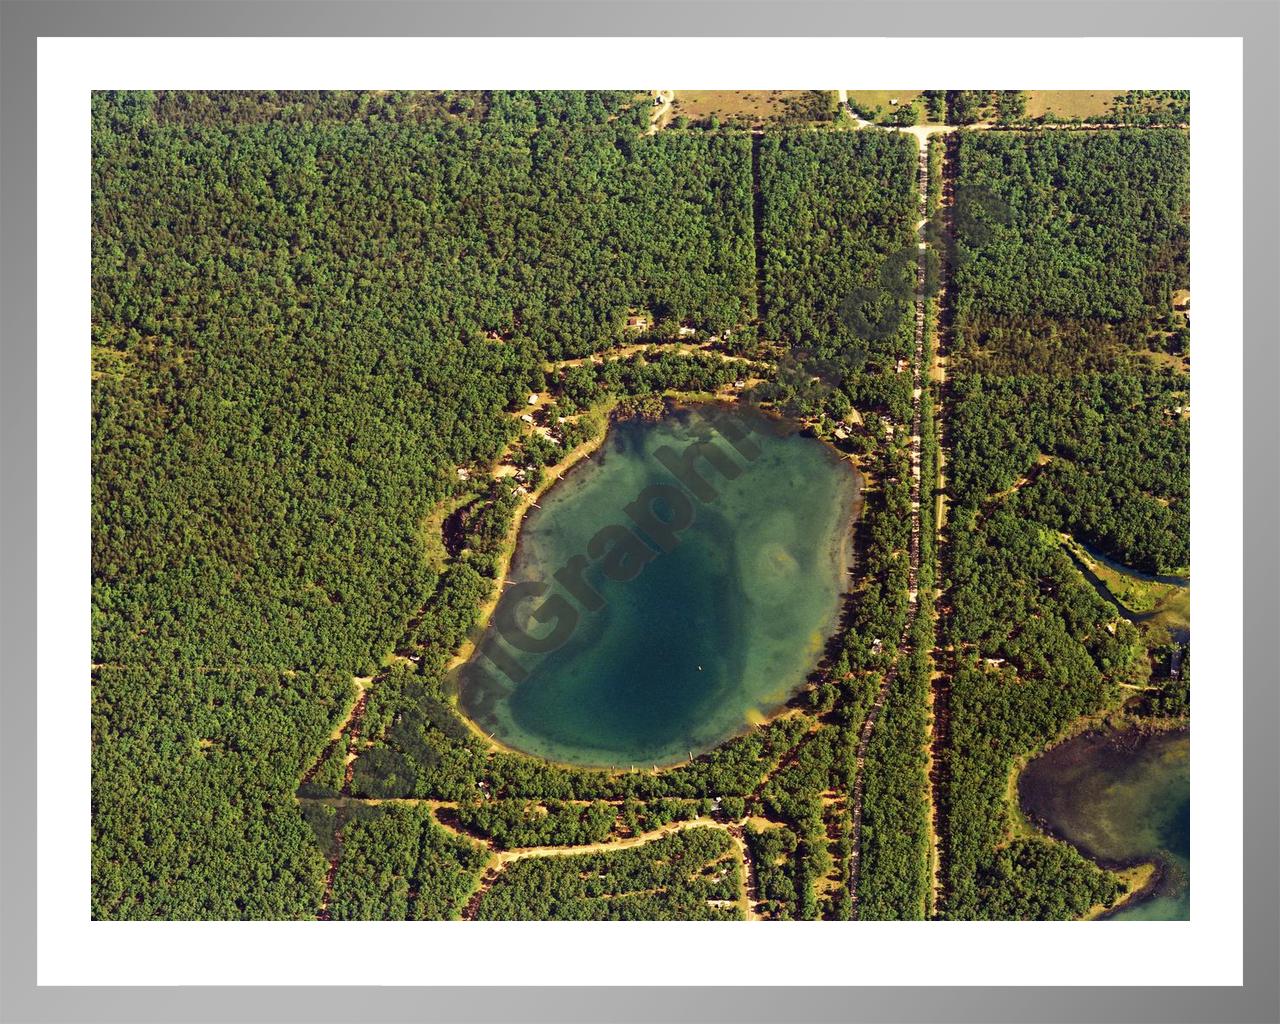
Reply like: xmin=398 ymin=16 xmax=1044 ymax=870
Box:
xmin=91 ymin=87 xmax=1191 ymax=923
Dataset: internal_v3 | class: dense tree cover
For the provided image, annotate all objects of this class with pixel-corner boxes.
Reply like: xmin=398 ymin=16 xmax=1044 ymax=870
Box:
xmin=975 ymin=838 xmax=1121 ymax=919
xmin=856 ymin=644 xmax=931 ymax=921
xmin=927 ymin=137 xmax=943 ymax=217
xmin=349 ymin=353 xmax=923 ymax=920
xmin=474 ymin=827 xmax=742 ymax=920
xmin=94 ymin=92 xmax=754 ymax=666
xmin=746 ymin=823 xmax=802 ymax=918
xmin=757 ymin=130 xmax=918 ymax=371
xmin=840 ymin=445 xmax=914 ymax=672
xmin=735 ymin=413 xmax=924 ymax=919
xmin=949 ymin=369 xmax=1189 ymax=573
xmin=92 ymin=666 xmax=351 ymax=919
xmin=623 ymin=797 xmax=707 ymax=832
xmin=140 ymin=89 xmax=647 ymax=130
xmin=92 ymin=90 xmax=1180 ymax=923
xmin=354 ymin=664 xmax=813 ymax=803
xmin=323 ymin=121 xmax=916 ymax=922
xmin=451 ymin=799 xmax=618 ymax=849
xmin=937 ymin=515 xmax=1144 ymax=919
xmin=940 ymin=129 xmax=1189 ymax=919
xmin=91 ymin=89 xmax=756 ymax=918
xmin=754 ymin=726 xmax=847 ymax=920
xmin=952 ymin=131 xmax=1189 ymax=332
xmin=857 ymin=353 xmax=939 ymax=920
xmin=554 ymin=350 xmax=752 ymax=413
xmin=327 ymin=803 xmax=489 ymax=920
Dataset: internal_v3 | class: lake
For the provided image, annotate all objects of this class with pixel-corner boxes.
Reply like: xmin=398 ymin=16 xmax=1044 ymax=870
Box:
xmin=456 ymin=402 xmax=860 ymax=767
xmin=1019 ymin=727 xmax=1190 ymax=920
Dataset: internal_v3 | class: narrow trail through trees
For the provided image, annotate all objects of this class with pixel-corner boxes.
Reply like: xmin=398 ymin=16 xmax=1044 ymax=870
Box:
xmin=924 ymin=133 xmax=957 ymax=916
xmin=750 ymin=130 xmax=767 ymax=326
xmin=846 ymin=129 xmax=939 ymax=917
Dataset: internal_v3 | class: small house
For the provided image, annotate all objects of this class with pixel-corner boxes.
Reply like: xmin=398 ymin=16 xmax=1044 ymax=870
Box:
xmin=527 ymin=393 xmax=539 ymax=406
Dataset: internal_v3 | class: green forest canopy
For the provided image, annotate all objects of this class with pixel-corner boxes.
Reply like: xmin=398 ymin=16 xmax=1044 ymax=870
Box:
xmin=91 ymin=91 xmax=1190 ymax=922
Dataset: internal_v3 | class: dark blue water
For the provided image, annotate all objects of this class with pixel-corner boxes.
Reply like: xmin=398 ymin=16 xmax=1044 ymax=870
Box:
xmin=1020 ymin=727 xmax=1189 ymax=920
xmin=457 ymin=404 xmax=860 ymax=767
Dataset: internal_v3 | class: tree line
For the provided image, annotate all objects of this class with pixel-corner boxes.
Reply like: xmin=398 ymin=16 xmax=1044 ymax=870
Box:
xmin=939 ymin=129 xmax=1190 ymax=918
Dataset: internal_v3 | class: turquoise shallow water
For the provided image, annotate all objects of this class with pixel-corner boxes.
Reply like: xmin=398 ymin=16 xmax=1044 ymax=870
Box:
xmin=1019 ymin=727 xmax=1190 ymax=920
xmin=456 ymin=403 xmax=860 ymax=767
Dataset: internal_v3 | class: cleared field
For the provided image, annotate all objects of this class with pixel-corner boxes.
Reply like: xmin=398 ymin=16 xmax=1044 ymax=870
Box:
xmin=846 ymin=89 xmax=925 ymax=114
xmin=1023 ymin=90 xmax=1121 ymax=120
xmin=1138 ymin=349 xmax=1191 ymax=374
xmin=667 ymin=90 xmax=834 ymax=126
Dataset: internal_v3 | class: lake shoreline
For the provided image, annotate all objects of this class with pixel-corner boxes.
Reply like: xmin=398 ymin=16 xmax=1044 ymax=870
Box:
xmin=1017 ymin=721 xmax=1190 ymax=919
xmin=449 ymin=396 xmax=865 ymax=772
xmin=443 ymin=401 xmax=618 ymax=766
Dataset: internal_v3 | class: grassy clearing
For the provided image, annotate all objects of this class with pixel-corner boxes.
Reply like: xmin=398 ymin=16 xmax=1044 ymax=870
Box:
xmin=1023 ymin=90 xmax=1120 ymax=120
xmin=417 ymin=493 xmax=474 ymax=573
xmin=1082 ymin=861 xmax=1158 ymax=919
xmin=845 ymin=90 xmax=942 ymax=124
xmin=1142 ymin=590 xmax=1191 ymax=643
xmin=668 ymin=90 xmax=834 ymax=127
xmin=1137 ymin=349 xmax=1191 ymax=374
xmin=1059 ymin=534 xmax=1189 ymax=638
xmin=846 ymin=90 xmax=923 ymax=111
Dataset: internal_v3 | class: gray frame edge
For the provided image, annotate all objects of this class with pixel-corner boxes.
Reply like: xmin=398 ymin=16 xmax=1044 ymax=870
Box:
xmin=0 ymin=2 xmax=1276 ymax=1022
